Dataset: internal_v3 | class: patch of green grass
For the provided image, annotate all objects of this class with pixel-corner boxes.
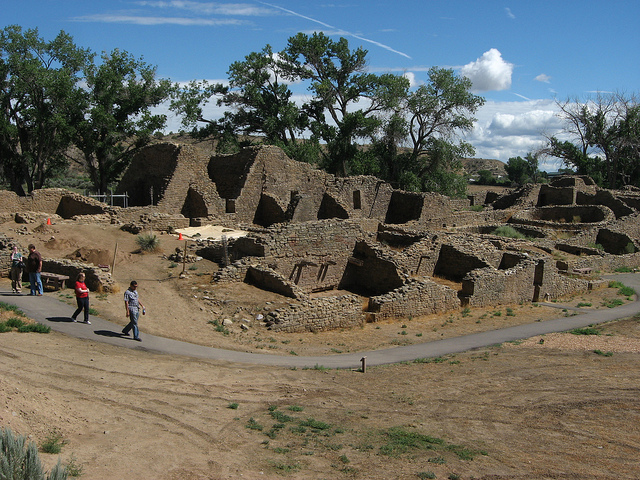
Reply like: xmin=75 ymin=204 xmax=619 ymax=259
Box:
xmin=603 ymin=298 xmax=624 ymax=308
xmin=608 ymin=280 xmax=624 ymax=289
xmin=270 ymin=461 xmax=299 ymax=473
xmin=40 ymin=431 xmax=66 ymax=454
xmin=0 ymin=322 xmax=12 ymax=333
xmin=594 ymin=349 xmax=613 ymax=357
xmin=0 ymin=302 xmax=24 ymax=315
xmin=417 ymin=472 xmax=436 ymax=479
xmin=246 ymin=417 xmax=263 ymax=431
xmin=576 ymin=302 xmax=592 ymax=307
xmin=492 ymin=225 xmax=526 ymax=239
xmin=299 ymin=418 xmax=331 ymax=431
xmin=379 ymin=427 xmax=445 ymax=456
xmin=17 ymin=323 xmax=51 ymax=333
xmin=5 ymin=317 xmax=25 ymax=328
xmin=168 ymin=262 xmax=178 ymax=268
xmin=506 ymin=308 xmax=515 ymax=317
xmin=570 ymin=327 xmax=600 ymax=335
xmin=188 ymin=264 xmax=198 ymax=271
xmin=414 ymin=356 xmax=447 ymax=364
xmin=619 ymin=286 xmax=635 ymax=297
xmin=207 ymin=319 xmax=230 ymax=335
xmin=270 ymin=410 xmax=294 ymax=423
xmin=614 ymin=266 xmax=633 ymax=273
xmin=287 ymin=405 xmax=304 ymax=412
xmin=427 ymin=456 xmax=447 ymax=465
xmin=65 ymin=453 xmax=84 ymax=477
xmin=227 ymin=402 xmax=239 ymax=410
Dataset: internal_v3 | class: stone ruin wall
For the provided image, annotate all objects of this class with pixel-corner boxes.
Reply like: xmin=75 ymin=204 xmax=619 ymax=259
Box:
xmin=367 ymin=278 xmax=459 ymax=322
xmin=266 ymin=294 xmax=366 ymax=333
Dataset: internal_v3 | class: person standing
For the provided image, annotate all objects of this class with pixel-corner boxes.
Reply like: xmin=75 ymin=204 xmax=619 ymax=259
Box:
xmin=123 ymin=280 xmax=145 ymax=341
xmin=10 ymin=246 xmax=24 ymax=294
xmin=26 ymin=244 xmax=43 ymax=296
xmin=71 ymin=272 xmax=91 ymax=324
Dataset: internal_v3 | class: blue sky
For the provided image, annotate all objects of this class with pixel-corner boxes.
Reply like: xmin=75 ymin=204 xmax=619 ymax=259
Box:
xmin=3 ymin=0 xmax=639 ymax=169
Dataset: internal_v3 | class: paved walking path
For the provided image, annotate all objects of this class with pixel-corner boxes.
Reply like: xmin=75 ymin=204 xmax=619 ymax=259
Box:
xmin=3 ymin=273 xmax=640 ymax=369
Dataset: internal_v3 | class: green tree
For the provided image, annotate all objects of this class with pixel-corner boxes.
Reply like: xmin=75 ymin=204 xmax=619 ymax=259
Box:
xmin=371 ymin=67 xmax=483 ymax=196
xmin=0 ymin=25 xmax=90 ymax=194
xmin=75 ymin=49 xmax=172 ymax=193
xmin=282 ymin=32 xmax=409 ymax=176
xmin=225 ymin=45 xmax=308 ymax=146
xmin=169 ymin=79 xmax=228 ymax=139
xmin=547 ymin=93 xmax=640 ymax=188
xmin=477 ymin=169 xmax=495 ymax=185
xmin=505 ymin=156 xmax=529 ymax=185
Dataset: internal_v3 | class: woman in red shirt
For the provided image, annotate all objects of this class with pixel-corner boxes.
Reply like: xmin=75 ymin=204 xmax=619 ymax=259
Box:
xmin=71 ymin=272 xmax=91 ymax=324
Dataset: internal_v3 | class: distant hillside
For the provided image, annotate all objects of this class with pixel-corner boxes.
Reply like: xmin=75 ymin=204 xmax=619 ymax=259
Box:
xmin=461 ymin=158 xmax=507 ymax=178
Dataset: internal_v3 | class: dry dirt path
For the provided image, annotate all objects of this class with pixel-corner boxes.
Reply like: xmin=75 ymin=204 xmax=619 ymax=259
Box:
xmin=3 ymin=274 xmax=640 ymax=369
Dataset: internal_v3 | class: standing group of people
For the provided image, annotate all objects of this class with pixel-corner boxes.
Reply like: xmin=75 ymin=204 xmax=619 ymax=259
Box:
xmin=9 ymin=243 xmax=147 ymax=341
xmin=10 ymin=244 xmax=44 ymax=296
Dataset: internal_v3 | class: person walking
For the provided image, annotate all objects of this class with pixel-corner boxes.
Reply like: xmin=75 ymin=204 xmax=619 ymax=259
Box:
xmin=26 ymin=244 xmax=43 ymax=296
xmin=71 ymin=272 xmax=91 ymax=324
xmin=10 ymin=246 xmax=24 ymax=294
xmin=123 ymin=280 xmax=145 ymax=341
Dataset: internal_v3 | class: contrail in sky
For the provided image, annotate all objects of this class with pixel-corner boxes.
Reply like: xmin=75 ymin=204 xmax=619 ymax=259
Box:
xmin=257 ymin=1 xmax=412 ymax=59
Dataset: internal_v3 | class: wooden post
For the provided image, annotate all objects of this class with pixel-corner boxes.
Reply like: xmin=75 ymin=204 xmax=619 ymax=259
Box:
xmin=182 ymin=240 xmax=187 ymax=274
xmin=111 ymin=242 xmax=118 ymax=275
xmin=360 ymin=356 xmax=367 ymax=373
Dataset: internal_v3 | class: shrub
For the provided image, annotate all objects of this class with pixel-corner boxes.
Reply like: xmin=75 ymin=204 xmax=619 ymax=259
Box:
xmin=136 ymin=233 xmax=160 ymax=252
xmin=6 ymin=317 xmax=25 ymax=328
xmin=40 ymin=431 xmax=66 ymax=454
xmin=0 ymin=428 xmax=67 ymax=480
xmin=0 ymin=301 xmax=24 ymax=315
xmin=615 ymin=266 xmax=633 ymax=272
xmin=0 ymin=322 xmax=12 ymax=333
xmin=492 ymin=226 xmax=526 ymax=239
xmin=18 ymin=323 xmax=51 ymax=334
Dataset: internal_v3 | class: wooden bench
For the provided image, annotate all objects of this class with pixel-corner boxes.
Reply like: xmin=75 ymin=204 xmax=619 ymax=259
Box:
xmin=40 ymin=273 xmax=70 ymax=291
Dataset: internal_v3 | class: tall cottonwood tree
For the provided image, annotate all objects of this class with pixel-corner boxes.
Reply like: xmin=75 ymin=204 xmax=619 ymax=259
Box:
xmin=547 ymin=93 xmax=640 ymax=188
xmin=75 ymin=49 xmax=173 ymax=193
xmin=282 ymin=32 xmax=409 ymax=176
xmin=0 ymin=25 xmax=90 ymax=194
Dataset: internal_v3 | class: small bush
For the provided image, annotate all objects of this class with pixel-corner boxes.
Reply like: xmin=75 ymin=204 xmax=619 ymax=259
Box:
xmin=136 ymin=233 xmax=160 ymax=252
xmin=615 ymin=266 xmax=632 ymax=273
xmin=41 ymin=431 xmax=66 ymax=454
xmin=227 ymin=402 xmax=239 ymax=409
xmin=570 ymin=327 xmax=600 ymax=336
xmin=0 ymin=428 xmax=68 ymax=479
xmin=492 ymin=226 xmax=526 ymax=239
xmin=0 ymin=322 xmax=12 ymax=333
xmin=6 ymin=317 xmax=25 ymax=328
xmin=18 ymin=323 xmax=51 ymax=334
xmin=0 ymin=301 xmax=25 ymax=315
xmin=619 ymin=286 xmax=635 ymax=297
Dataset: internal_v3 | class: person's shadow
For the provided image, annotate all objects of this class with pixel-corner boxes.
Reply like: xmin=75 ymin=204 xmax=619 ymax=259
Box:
xmin=47 ymin=316 xmax=75 ymax=323
xmin=95 ymin=329 xmax=128 ymax=338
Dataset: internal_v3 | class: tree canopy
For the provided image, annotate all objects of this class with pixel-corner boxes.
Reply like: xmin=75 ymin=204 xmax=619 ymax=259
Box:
xmin=546 ymin=93 xmax=640 ymax=189
xmin=0 ymin=25 xmax=91 ymax=194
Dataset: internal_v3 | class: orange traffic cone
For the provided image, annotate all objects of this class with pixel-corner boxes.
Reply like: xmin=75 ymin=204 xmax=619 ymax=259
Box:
xmin=46 ymin=218 xmax=51 ymax=225
xmin=178 ymin=232 xmax=183 ymax=240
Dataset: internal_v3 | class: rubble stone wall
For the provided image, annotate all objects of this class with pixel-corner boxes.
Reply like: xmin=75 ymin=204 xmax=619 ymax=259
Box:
xmin=367 ymin=279 xmax=459 ymax=321
xmin=266 ymin=294 xmax=365 ymax=332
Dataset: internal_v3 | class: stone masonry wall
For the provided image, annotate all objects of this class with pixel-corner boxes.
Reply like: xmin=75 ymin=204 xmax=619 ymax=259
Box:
xmin=367 ymin=278 xmax=459 ymax=321
xmin=266 ymin=294 xmax=365 ymax=332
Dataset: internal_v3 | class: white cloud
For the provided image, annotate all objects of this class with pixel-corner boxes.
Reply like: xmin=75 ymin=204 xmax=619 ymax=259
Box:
xmin=466 ymin=99 xmax=565 ymax=168
xmin=460 ymin=49 xmax=513 ymax=92
xmin=135 ymin=1 xmax=274 ymax=16
xmin=403 ymin=71 xmax=418 ymax=88
xmin=535 ymin=73 xmax=551 ymax=83
xmin=72 ymin=14 xmax=246 ymax=26
xmin=505 ymin=7 xmax=515 ymax=19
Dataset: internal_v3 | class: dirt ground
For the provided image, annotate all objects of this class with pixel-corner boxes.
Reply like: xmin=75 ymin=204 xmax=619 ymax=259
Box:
xmin=1 ymin=219 xmax=640 ymax=479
